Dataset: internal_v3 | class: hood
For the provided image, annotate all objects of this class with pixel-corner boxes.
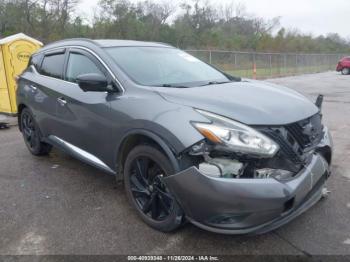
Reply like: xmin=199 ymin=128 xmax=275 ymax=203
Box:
xmin=153 ymin=80 xmax=319 ymax=125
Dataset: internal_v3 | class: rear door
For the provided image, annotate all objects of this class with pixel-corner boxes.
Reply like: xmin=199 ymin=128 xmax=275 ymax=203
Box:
xmin=21 ymin=50 xmax=66 ymax=137
xmin=53 ymin=48 xmax=113 ymax=165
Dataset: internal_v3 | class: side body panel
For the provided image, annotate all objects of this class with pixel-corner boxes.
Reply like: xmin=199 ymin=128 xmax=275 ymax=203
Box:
xmin=52 ymin=80 xmax=114 ymax=165
xmin=341 ymin=59 xmax=350 ymax=68
xmin=51 ymin=48 xmax=117 ymax=164
xmin=18 ymin=70 xmax=64 ymax=137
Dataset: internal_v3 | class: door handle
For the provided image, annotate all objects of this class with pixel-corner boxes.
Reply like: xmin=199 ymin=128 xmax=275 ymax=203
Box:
xmin=57 ymin=97 xmax=67 ymax=106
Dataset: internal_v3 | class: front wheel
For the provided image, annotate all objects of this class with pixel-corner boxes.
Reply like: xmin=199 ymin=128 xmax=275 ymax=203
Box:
xmin=341 ymin=68 xmax=350 ymax=75
xmin=124 ymin=145 xmax=184 ymax=232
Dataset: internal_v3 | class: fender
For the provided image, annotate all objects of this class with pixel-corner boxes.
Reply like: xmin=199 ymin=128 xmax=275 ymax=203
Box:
xmin=114 ymin=129 xmax=181 ymax=179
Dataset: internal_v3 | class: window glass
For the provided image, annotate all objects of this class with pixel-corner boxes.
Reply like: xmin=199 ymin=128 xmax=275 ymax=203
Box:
xmin=105 ymin=47 xmax=229 ymax=87
xmin=66 ymin=53 xmax=104 ymax=82
xmin=41 ymin=53 xmax=65 ymax=79
xmin=28 ymin=54 xmax=42 ymax=70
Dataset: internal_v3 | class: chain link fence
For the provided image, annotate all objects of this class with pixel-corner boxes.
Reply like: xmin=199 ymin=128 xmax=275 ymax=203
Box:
xmin=186 ymin=50 xmax=345 ymax=79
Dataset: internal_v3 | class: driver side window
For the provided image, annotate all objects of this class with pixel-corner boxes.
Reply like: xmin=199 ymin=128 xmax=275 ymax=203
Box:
xmin=66 ymin=53 xmax=104 ymax=83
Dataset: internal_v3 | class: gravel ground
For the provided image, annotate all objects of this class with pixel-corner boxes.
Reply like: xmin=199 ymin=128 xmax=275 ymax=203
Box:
xmin=0 ymin=71 xmax=349 ymax=255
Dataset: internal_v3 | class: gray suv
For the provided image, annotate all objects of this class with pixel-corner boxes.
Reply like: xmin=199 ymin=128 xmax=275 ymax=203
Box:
xmin=17 ymin=39 xmax=332 ymax=234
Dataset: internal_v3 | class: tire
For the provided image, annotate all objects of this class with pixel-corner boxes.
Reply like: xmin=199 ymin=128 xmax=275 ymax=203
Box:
xmin=20 ymin=108 xmax=52 ymax=156
xmin=124 ymin=144 xmax=184 ymax=232
xmin=341 ymin=68 xmax=350 ymax=75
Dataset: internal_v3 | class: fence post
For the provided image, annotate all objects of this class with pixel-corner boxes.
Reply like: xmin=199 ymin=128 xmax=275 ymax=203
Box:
xmin=253 ymin=53 xmax=257 ymax=79
xmin=269 ymin=54 xmax=272 ymax=77
xmin=295 ymin=54 xmax=298 ymax=75
xmin=209 ymin=50 xmax=212 ymax=64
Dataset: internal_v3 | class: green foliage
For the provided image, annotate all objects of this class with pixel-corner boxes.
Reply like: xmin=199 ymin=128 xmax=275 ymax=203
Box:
xmin=0 ymin=0 xmax=349 ymax=53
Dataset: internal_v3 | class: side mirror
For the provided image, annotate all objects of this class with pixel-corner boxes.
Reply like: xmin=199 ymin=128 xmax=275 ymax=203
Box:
xmin=76 ymin=73 xmax=109 ymax=92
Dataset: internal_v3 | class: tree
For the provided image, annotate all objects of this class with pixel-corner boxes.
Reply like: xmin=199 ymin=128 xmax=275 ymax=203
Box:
xmin=0 ymin=0 xmax=349 ymax=53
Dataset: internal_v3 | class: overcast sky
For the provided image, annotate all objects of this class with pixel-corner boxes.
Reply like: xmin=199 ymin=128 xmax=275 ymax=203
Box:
xmin=76 ymin=0 xmax=350 ymax=39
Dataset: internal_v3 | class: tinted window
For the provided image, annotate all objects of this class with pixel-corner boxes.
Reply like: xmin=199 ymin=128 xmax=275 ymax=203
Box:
xmin=66 ymin=53 xmax=103 ymax=83
xmin=28 ymin=54 xmax=42 ymax=70
xmin=41 ymin=53 xmax=65 ymax=79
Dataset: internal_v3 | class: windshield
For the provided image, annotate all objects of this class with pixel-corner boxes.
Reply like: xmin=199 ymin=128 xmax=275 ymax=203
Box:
xmin=105 ymin=47 xmax=230 ymax=87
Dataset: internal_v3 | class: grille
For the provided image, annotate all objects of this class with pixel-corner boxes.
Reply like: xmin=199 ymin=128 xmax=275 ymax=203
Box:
xmin=259 ymin=113 xmax=324 ymax=163
xmin=285 ymin=113 xmax=323 ymax=150
xmin=262 ymin=129 xmax=302 ymax=163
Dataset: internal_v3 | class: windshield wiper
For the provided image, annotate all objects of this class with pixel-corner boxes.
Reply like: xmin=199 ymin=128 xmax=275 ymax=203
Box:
xmin=154 ymin=84 xmax=189 ymax=88
xmin=200 ymin=81 xmax=231 ymax=86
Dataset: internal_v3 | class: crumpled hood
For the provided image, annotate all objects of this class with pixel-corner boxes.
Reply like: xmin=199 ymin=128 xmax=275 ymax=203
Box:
xmin=153 ymin=80 xmax=319 ymax=125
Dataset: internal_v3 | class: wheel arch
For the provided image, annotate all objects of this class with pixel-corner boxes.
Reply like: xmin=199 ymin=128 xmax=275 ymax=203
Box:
xmin=115 ymin=129 xmax=181 ymax=180
xmin=316 ymin=145 xmax=332 ymax=166
xmin=17 ymin=103 xmax=28 ymax=131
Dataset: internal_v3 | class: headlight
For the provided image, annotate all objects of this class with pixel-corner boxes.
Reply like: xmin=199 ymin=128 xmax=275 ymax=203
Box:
xmin=192 ymin=109 xmax=279 ymax=157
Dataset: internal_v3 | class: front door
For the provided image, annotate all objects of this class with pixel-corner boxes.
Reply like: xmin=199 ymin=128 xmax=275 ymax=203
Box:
xmin=53 ymin=48 xmax=113 ymax=168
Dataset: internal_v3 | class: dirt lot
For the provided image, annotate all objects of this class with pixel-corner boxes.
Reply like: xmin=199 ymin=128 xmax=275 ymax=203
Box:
xmin=0 ymin=71 xmax=349 ymax=255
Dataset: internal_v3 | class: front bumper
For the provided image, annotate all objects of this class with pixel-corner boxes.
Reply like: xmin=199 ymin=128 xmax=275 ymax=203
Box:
xmin=164 ymin=128 xmax=332 ymax=234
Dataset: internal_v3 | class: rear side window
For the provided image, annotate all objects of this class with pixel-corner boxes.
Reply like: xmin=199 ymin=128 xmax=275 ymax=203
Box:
xmin=66 ymin=53 xmax=104 ymax=83
xmin=40 ymin=53 xmax=65 ymax=79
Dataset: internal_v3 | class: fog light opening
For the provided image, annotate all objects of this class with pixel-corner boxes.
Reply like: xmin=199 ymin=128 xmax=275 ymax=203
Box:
xmin=198 ymin=155 xmax=244 ymax=178
xmin=283 ymin=197 xmax=295 ymax=213
xmin=255 ymin=168 xmax=294 ymax=180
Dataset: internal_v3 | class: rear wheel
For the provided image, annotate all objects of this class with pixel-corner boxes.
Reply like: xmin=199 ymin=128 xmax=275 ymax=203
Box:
xmin=20 ymin=108 xmax=52 ymax=156
xmin=341 ymin=68 xmax=350 ymax=75
xmin=124 ymin=145 xmax=184 ymax=232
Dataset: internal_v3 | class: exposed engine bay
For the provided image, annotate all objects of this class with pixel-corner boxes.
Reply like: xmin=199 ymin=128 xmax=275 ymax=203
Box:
xmin=187 ymin=110 xmax=331 ymax=180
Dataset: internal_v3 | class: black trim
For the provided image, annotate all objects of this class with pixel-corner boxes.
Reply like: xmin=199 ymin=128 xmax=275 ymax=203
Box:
xmin=44 ymin=48 xmax=66 ymax=56
xmin=116 ymin=129 xmax=181 ymax=178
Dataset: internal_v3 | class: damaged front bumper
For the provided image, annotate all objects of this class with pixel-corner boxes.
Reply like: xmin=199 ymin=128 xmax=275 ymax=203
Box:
xmin=164 ymin=128 xmax=332 ymax=234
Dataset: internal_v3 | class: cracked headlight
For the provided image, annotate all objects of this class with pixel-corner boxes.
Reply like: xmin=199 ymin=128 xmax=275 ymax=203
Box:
xmin=192 ymin=109 xmax=279 ymax=157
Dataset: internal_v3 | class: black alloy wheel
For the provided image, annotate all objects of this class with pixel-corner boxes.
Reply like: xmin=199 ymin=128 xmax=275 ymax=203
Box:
xmin=129 ymin=156 xmax=174 ymax=221
xmin=124 ymin=145 xmax=184 ymax=232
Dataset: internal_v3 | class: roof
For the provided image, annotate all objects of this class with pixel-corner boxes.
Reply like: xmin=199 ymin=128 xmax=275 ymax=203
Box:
xmin=40 ymin=38 xmax=172 ymax=51
xmin=33 ymin=38 xmax=174 ymax=54
xmin=93 ymin=39 xmax=172 ymax=48
xmin=0 ymin=33 xmax=43 ymax=46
